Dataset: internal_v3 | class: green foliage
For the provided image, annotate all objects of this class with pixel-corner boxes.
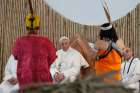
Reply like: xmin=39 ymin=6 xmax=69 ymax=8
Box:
xmin=23 ymin=75 xmax=134 ymax=93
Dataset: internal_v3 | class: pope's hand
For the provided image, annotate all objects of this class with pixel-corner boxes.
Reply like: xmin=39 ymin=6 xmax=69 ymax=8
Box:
xmin=54 ymin=72 xmax=65 ymax=82
xmin=8 ymin=77 xmax=18 ymax=85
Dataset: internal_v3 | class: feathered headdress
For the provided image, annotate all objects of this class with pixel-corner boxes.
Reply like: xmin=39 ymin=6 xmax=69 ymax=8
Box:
xmin=25 ymin=0 xmax=40 ymax=30
xmin=100 ymin=0 xmax=113 ymax=31
xmin=101 ymin=0 xmax=112 ymax=24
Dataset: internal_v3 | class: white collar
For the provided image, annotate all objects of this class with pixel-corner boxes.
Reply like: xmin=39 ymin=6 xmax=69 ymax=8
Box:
xmin=123 ymin=57 xmax=135 ymax=74
xmin=127 ymin=57 xmax=134 ymax=62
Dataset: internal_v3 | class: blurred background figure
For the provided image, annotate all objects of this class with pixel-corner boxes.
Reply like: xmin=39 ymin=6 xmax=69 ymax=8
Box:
xmin=0 ymin=55 xmax=19 ymax=93
xmin=121 ymin=48 xmax=140 ymax=93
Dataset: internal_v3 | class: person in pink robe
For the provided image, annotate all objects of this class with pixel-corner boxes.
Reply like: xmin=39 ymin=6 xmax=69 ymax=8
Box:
xmin=12 ymin=13 xmax=57 ymax=92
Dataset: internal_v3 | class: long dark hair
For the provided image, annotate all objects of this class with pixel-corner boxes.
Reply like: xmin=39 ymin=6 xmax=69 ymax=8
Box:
xmin=100 ymin=23 xmax=118 ymax=43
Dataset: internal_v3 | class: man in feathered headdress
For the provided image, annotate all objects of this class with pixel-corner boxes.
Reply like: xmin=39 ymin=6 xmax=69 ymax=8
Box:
xmin=94 ymin=23 xmax=125 ymax=81
xmin=11 ymin=10 xmax=57 ymax=92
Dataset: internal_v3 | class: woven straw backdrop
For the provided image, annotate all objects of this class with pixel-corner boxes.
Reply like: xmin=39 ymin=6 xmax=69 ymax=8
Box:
xmin=0 ymin=0 xmax=140 ymax=81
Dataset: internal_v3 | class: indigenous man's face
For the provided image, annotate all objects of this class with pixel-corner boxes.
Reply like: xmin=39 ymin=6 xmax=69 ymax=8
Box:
xmin=61 ymin=39 xmax=70 ymax=51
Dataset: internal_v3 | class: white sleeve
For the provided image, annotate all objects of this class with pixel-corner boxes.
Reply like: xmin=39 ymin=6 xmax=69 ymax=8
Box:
xmin=50 ymin=59 xmax=60 ymax=79
xmin=63 ymin=55 xmax=81 ymax=82
xmin=123 ymin=59 xmax=140 ymax=84
xmin=123 ymin=74 xmax=140 ymax=85
xmin=4 ymin=55 xmax=17 ymax=81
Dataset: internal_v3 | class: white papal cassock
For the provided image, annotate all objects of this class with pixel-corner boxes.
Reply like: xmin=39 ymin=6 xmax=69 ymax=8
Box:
xmin=50 ymin=47 xmax=89 ymax=83
xmin=121 ymin=57 xmax=140 ymax=93
xmin=0 ymin=55 xmax=19 ymax=93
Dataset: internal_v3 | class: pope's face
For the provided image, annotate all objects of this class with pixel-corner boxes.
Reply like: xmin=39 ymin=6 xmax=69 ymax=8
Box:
xmin=61 ymin=40 xmax=70 ymax=51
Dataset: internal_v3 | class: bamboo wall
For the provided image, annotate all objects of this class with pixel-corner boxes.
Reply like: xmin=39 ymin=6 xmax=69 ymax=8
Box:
xmin=0 ymin=0 xmax=140 ymax=81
